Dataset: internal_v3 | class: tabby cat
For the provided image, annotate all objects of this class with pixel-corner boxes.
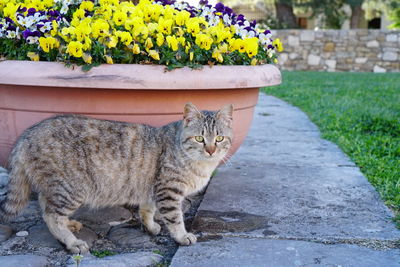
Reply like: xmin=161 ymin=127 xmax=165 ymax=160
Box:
xmin=0 ymin=103 xmax=233 ymax=253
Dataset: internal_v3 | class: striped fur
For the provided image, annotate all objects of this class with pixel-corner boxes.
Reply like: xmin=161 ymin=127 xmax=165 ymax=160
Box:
xmin=0 ymin=103 xmax=233 ymax=253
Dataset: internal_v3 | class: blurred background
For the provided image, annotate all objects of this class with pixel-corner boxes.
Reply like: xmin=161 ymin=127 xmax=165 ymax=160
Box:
xmin=219 ymin=0 xmax=399 ymax=30
xmin=203 ymin=0 xmax=400 ymax=73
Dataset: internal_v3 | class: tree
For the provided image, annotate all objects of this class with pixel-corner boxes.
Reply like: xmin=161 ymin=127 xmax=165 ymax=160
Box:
xmin=274 ymin=0 xmax=298 ymax=28
xmin=347 ymin=0 xmax=364 ymax=28
xmin=298 ymin=0 xmax=347 ymax=29
xmin=388 ymin=7 xmax=400 ymax=29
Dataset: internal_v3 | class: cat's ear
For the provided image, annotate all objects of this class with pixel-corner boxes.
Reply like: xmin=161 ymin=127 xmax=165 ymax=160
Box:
xmin=183 ymin=103 xmax=202 ymax=126
xmin=216 ymin=104 xmax=233 ymax=127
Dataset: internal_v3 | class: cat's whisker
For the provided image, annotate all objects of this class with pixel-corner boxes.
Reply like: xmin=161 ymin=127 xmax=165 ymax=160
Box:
xmin=220 ymin=153 xmax=233 ymax=166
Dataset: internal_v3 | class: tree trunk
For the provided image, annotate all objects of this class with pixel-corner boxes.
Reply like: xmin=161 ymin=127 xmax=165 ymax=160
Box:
xmin=275 ymin=3 xmax=298 ymax=29
xmin=350 ymin=5 xmax=363 ymax=28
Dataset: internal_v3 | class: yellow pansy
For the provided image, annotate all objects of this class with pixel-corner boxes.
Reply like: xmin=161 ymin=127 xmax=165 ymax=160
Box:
xmin=92 ymin=19 xmax=110 ymax=38
xmin=212 ymin=49 xmax=223 ymax=63
xmin=176 ymin=10 xmax=191 ymax=26
xmin=132 ymin=43 xmax=140 ymax=54
xmin=156 ymin=33 xmax=164 ymax=46
xmin=233 ymin=39 xmax=246 ymax=53
xmin=148 ymin=50 xmax=160 ymax=60
xmin=27 ymin=52 xmax=39 ymax=61
xmin=118 ymin=31 xmax=133 ymax=46
xmin=251 ymin=58 xmax=258 ymax=66
xmin=158 ymin=18 xmax=173 ymax=35
xmin=80 ymin=1 xmax=94 ymax=11
xmin=38 ymin=37 xmax=59 ymax=53
xmin=125 ymin=17 xmax=144 ymax=33
xmin=61 ymin=27 xmax=75 ymax=42
xmin=177 ymin=37 xmax=186 ymax=46
xmin=186 ymin=18 xmax=200 ymax=36
xmin=50 ymin=20 xmax=58 ymax=37
xmin=166 ymin=36 xmax=179 ymax=51
xmin=3 ymin=3 xmax=18 ymax=21
xmin=273 ymin=38 xmax=284 ymax=52
xmin=145 ymin=37 xmax=153 ymax=50
xmin=175 ymin=27 xmax=184 ymax=37
xmin=113 ymin=10 xmax=128 ymax=26
xmin=83 ymin=53 xmax=92 ymax=64
xmin=105 ymin=55 xmax=114 ymax=64
xmin=195 ymin=34 xmax=213 ymax=51
xmin=83 ymin=37 xmax=92 ymax=50
xmin=106 ymin=35 xmax=118 ymax=48
xmin=73 ymin=9 xmax=86 ymax=20
xmin=67 ymin=41 xmax=84 ymax=58
xmin=218 ymin=43 xmax=228 ymax=53
xmin=147 ymin=23 xmax=158 ymax=34
xmin=244 ymin=37 xmax=258 ymax=58
xmin=163 ymin=5 xmax=175 ymax=20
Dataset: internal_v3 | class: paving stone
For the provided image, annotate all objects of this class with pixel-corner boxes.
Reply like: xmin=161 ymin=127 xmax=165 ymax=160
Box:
xmin=75 ymin=227 xmax=98 ymax=248
xmin=27 ymin=224 xmax=97 ymax=249
xmin=73 ymin=206 xmax=132 ymax=236
xmin=0 ymin=224 xmax=13 ymax=242
xmin=192 ymin=94 xmax=400 ymax=241
xmin=16 ymin=230 xmax=29 ymax=237
xmin=171 ymin=237 xmax=400 ymax=267
xmin=172 ymin=94 xmax=400 ymax=265
xmin=0 ymin=254 xmax=49 ymax=267
xmin=67 ymin=252 xmax=162 ymax=267
xmin=27 ymin=224 xmax=64 ymax=249
xmin=107 ymin=224 xmax=155 ymax=248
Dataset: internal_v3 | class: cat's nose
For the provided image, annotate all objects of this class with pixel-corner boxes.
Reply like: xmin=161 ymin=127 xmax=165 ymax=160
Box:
xmin=205 ymin=146 xmax=216 ymax=155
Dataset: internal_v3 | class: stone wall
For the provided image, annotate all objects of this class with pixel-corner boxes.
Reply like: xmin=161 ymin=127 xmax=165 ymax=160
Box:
xmin=273 ymin=30 xmax=400 ymax=73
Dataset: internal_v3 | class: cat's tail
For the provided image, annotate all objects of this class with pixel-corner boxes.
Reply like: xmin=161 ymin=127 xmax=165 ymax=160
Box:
xmin=0 ymin=147 xmax=32 ymax=222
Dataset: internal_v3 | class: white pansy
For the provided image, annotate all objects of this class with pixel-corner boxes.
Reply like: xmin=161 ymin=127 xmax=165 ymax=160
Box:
xmin=6 ymin=30 xmax=17 ymax=39
xmin=26 ymin=36 xmax=39 ymax=44
xmin=200 ymin=6 xmax=215 ymax=18
xmin=174 ymin=2 xmax=188 ymax=10
xmin=208 ymin=15 xmax=220 ymax=26
xmin=267 ymin=48 xmax=275 ymax=57
xmin=60 ymin=4 xmax=69 ymax=14
xmin=39 ymin=21 xmax=52 ymax=33
xmin=222 ymin=13 xmax=231 ymax=25
xmin=258 ymin=33 xmax=272 ymax=45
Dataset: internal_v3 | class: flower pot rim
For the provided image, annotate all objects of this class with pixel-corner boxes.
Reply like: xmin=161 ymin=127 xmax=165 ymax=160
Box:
xmin=0 ymin=60 xmax=281 ymax=90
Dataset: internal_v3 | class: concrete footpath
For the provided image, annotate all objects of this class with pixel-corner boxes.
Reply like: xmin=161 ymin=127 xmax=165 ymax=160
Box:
xmin=171 ymin=94 xmax=400 ymax=266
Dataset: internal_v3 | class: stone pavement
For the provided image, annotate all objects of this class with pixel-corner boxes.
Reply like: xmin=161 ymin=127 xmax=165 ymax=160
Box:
xmin=0 ymin=93 xmax=399 ymax=266
xmin=171 ymin=93 xmax=400 ymax=266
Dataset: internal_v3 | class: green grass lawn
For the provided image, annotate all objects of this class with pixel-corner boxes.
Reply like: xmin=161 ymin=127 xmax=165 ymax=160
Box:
xmin=263 ymin=71 xmax=400 ymax=225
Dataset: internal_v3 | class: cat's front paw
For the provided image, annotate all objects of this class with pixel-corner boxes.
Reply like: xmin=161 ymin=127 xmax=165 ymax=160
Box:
xmin=67 ymin=239 xmax=89 ymax=254
xmin=145 ymin=222 xmax=161 ymax=236
xmin=175 ymin=232 xmax=197 ymax=246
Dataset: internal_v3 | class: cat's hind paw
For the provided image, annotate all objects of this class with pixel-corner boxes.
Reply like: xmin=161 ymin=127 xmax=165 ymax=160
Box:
xmin=176 ymin=232 xmax=197 ymax=246
xmin=67 ymin=239 xmax=89 ymax=254
xmin=67 ymin=220 xmax=83 ymax=232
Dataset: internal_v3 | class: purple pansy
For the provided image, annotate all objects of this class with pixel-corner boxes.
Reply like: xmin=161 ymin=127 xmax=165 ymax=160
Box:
xmin=27 ymin=8 xmax=37 ymax=16
xmin=22 ymin=29 xmax=41 ymax=39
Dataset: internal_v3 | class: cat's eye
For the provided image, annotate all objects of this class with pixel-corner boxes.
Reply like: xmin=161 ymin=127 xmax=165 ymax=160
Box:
xmin=195 ymin=136 xmax=204 ymax=142
xmin=216 ymin=136 xmax=224 ymax=142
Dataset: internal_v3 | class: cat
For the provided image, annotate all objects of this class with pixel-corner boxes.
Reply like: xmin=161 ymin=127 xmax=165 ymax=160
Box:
xmin=0 ymin=103 xmax=233 ymax=254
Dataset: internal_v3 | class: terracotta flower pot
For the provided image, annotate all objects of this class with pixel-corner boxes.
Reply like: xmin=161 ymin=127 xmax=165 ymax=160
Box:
xmin=0 ymin=60 xmax=281 ymax=166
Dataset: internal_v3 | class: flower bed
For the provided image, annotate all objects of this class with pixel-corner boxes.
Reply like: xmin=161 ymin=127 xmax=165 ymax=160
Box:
xmin=0 ymin=0 xmax=283 ymax=69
